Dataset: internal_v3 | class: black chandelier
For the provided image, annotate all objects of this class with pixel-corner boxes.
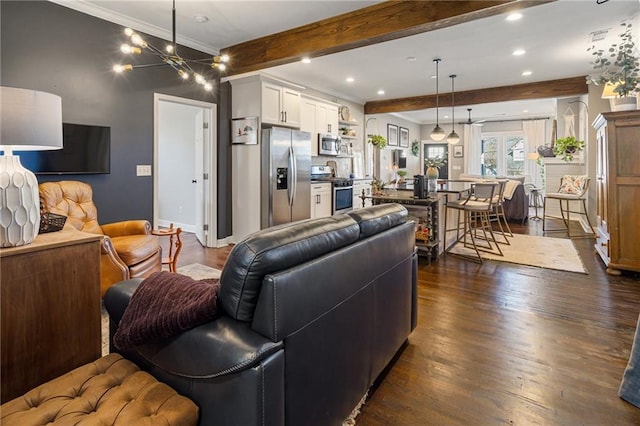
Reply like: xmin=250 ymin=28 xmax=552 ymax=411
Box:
xmin=113 ymin=0 xmax=229 ymax=92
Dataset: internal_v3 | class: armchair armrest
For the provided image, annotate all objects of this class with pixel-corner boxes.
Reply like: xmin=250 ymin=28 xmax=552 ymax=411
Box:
xmin=101 ymin=220 xmax=152 ymax=237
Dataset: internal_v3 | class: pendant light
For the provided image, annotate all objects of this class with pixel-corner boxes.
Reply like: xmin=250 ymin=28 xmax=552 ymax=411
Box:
xmin=447 ymin=74 xmax=460 ymax=144
xmin=430 ymin=58 xmax=445 ymax=141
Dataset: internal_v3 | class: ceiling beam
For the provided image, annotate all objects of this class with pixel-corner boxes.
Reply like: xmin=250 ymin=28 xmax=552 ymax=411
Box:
xmin=222 ymin=0 xmax=554 ymax=75
xmin=364 ymin=76 xmax=589 ymax=114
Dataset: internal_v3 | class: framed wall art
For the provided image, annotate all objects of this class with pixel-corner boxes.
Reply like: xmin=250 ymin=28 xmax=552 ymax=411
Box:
xmin=231 ymin=116 xmax=259 ymax=145
xmin=453 ymin=145 xmax=464 ymax=158
xmin=399 ymin=127 xmax=409 ymax=148
xmin=387 ymin=124 xmax=398 ymax=146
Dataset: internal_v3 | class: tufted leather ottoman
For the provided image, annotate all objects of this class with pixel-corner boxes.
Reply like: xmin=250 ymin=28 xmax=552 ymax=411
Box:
xmin=1 ymin=353 xmax=198 ymax=425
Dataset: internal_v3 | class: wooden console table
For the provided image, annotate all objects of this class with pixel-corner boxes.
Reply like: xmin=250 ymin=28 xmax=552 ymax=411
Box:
xmin=0 ymin=231 xmax=102 ymax=403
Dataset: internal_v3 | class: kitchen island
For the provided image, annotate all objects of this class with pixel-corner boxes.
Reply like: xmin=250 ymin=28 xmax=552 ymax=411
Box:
xmin=363 ymin=181 xmax=474 ymax=259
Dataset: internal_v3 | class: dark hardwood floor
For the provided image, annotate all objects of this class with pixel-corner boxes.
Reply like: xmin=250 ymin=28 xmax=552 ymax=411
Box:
xmin=165 ymin=217 xmax=640 ymax=425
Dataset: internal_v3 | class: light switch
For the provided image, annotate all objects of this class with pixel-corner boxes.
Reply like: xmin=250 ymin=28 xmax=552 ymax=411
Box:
xmin=137 ymin=165 xmax=152 ymax=176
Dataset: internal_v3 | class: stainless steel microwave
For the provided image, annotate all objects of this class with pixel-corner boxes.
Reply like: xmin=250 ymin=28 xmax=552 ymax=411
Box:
xmin=318 ymin=133 xmax=341 ymax=156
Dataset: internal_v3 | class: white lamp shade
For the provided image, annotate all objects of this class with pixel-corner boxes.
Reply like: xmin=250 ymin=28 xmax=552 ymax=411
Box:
xmin=430 ymin=125 xmax=446 ymax=141
xmin=1 ymin=86 xmax=63 ymax=151
xmin=0 ymin=87 xmax=63 ymax=247
xmin=601 ymin=81 xmax=619 ymax=99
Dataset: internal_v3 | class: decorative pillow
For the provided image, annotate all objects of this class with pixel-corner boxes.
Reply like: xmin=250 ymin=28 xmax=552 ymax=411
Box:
xmin=114 ymin=271 xmax=220 ymax=350
xmin=559 ymin=175 xmax=587 ymax=195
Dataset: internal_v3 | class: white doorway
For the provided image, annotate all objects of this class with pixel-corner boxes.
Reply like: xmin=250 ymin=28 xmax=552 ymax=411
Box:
xmin=154 ymin=93 xmax=217 ymax=247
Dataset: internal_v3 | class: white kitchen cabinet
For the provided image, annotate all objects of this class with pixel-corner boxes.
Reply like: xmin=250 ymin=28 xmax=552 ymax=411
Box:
xmin=352 ymin=179 xmax=372 ymax=210
xmin=311 ymin=182 xmax=332 ymax=219
xmin=301 ymin=95 xmax=340 ymax=137
xmin=262 ymin=82 xmax=301 ymax=127
xmin=301 ymin=98 xmax=319 ymax=156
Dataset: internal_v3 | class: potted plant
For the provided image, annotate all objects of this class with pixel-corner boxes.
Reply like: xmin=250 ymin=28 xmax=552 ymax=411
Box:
xmin=368 ymin=134 xmax=387 ymax=150
xmin=424 ymin=156 xmax=446 ymax=179
xmin=553 ymin=136 xmax=585 ymax=162
xmin=587 ymin=22 xmax=640 ymax=111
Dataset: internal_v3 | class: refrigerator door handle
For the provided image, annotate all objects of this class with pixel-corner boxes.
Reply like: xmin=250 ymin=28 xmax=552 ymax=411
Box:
xmin=289 ymin=146 xmax=297 ymax=206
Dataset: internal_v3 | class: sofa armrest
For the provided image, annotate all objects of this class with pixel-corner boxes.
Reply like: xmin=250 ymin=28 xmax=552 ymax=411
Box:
xmin=101 ymin=220 xmax=152 ymax=237
xmin=104 ymin=279 xmax=283 ymax=378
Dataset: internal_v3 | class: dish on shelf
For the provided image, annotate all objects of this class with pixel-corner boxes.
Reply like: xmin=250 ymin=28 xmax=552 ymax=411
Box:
xmin=339 ymin=105 xmax=352 ymax=122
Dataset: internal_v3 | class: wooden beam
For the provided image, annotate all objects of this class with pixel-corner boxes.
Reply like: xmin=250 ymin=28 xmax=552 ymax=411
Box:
xmin=222 ymin=0 xmax=554 ymax=75
xmin=364 ymin=76 xmax=588 ymax=114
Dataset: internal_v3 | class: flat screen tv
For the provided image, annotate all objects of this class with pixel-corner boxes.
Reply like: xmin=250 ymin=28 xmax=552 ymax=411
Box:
xmin=16 ymin=123 xmax=111 ymax=175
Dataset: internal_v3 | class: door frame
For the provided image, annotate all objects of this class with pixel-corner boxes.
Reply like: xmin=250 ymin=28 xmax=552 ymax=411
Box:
xmin=153 ymin=93 xmax=217 ymax=247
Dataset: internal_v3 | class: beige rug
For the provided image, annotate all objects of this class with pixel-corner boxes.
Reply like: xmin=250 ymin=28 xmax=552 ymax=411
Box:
xmin=102 ymin=263 xmax=222 ymax=355
xmin=448 ymin=233 xmax=587 ymax=274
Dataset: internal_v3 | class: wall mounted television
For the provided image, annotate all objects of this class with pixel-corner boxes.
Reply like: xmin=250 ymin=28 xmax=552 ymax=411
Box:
xmin=16 ymin=123 xmax=111 ymax=175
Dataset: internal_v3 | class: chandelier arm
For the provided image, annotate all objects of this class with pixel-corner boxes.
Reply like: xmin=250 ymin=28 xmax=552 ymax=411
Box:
xmin=172 ymin=0 xmax=177 ymax=52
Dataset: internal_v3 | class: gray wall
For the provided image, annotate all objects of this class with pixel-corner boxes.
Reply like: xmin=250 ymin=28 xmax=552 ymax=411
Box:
xmin=1 ymin=1 xmax=226 ymax=227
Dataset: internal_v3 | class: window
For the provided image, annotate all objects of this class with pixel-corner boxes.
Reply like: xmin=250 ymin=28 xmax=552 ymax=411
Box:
xmin=481 ymin=133 xmax=524 ymax=177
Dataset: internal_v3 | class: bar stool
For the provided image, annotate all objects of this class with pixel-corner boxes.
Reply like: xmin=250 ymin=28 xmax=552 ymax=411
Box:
xmin=523 ymin=183 xmax=543 ymax=222
xmin=445 ymin=182 xmax=503 ymax=263
xmin=488 ymin=180 xmax=513 ymax=244
xmin=542 ymin=175 xmax=595 ymax=238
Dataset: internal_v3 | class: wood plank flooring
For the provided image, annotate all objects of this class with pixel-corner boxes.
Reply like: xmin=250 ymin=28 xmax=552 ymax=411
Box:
xmin=164 ymin=218 xmax=640 ymax=425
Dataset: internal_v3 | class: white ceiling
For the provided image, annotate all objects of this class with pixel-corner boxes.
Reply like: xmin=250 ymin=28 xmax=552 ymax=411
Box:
xmin=55 ymin=0 xmax=639 ymax=124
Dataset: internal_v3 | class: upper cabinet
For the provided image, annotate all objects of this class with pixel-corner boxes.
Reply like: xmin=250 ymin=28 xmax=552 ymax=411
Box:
xmin=262 ymin=82 xmax=301 ymax=127
xmin=301 ymin=95 xmax=340 ymax=155
xmin=230 ymin=75 xmax=302 ymax=130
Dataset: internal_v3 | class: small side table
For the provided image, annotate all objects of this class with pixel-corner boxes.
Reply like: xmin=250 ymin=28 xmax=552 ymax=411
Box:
xmin=152 ymin=224 xmax=183 ymax=272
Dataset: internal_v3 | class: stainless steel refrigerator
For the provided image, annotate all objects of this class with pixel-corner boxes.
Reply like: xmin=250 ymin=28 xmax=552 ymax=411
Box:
xmin=261 ymin=127 xmax=311 ymax=227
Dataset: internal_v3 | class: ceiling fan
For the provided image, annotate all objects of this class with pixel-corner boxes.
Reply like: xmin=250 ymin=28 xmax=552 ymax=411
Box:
xmin=459 ymin=108 xmax=485 ymax=126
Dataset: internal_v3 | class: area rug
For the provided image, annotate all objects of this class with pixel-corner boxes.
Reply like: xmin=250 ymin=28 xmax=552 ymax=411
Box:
xmin=102 ymin=264 xmax=222 ymax=355
xmin=448 ymin=233 xmax=588 ymax=274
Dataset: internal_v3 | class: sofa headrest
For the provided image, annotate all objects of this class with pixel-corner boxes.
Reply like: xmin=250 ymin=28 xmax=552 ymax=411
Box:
xmin=347 ymin=203 xmax=408 ymax=239
xmin=219 ymin=215 xmax=360 ymax=322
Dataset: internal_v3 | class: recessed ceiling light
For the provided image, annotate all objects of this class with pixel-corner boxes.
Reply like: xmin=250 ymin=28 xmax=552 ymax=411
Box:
xmin=523 ymin=109 xmax=529 ymax=113
xmin=406 ymin=56 xmax=417 ymax=62
xmin=377 ymin=89 xmax=385 ymax=95
xmin=301 ymin=57 xmax=311 ymax=64
xmin=346 ymin=77 xmax=355 ymax=83
xmin=512 ymin=49 xmax=526 ymax=56
xmin=506 ymin=13 xmax=522 ymax=21
xmin=193 ymin=15 xmax=209 ymax=23
xmin=430 ymin=74 xmax=437 ymax=79
xmin=521 ymin=70 xmax=532 ymax=76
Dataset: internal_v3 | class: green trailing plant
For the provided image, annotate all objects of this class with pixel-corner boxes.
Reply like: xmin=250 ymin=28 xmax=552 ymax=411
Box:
xmin=587 ymin=22 xmax=640 ymax=98
xmin=368 ymin=134 xmax=387 ymax=149
xmin=424 ymin=155 xmax=446 ymax=169
xmin=553 ymin=136 xmax=585 ymax=162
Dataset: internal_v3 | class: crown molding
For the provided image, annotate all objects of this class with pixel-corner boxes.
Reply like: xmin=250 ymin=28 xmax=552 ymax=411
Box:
xmin=50 ymin=0 xmax=220 ymax=55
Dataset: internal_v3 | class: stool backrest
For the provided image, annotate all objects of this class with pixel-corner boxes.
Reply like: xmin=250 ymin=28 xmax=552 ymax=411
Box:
xmin=472 ymin=182 xmax=497 ymax=203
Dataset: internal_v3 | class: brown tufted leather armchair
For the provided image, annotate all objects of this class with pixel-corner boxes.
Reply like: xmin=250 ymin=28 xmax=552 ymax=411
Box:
xmin=39 ymin=181 xmax=161 ymax=296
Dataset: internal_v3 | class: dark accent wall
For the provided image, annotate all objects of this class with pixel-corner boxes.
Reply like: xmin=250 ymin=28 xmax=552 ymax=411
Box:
xmin=218 ymin=82 xmax=232 ymax=237
xmin=2 ymin=1 xmax=230 ymax=233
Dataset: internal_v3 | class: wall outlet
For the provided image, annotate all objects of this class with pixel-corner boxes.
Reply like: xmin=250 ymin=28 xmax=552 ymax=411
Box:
xmin=137 ymin=165 xmax=152 ymax=176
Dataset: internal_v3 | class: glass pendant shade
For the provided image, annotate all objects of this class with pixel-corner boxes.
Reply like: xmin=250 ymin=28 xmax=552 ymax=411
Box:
xmin=447 ymin=130 xmax=460 ymax=144
xmin=447 ymin=74 xmax=460 ymax=144
xmin=430 ymin=125 xmax=446 ymax=141
xmin=430 ymin=58 xmax=445 ymax=141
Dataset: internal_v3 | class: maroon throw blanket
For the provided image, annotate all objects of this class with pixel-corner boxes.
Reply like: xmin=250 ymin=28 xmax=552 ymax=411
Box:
xmin=114 ymin=271 xmax=221 ymax=350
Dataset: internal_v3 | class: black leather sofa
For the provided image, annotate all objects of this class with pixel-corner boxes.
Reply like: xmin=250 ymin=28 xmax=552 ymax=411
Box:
xmin=104 ymin=204 xmax=418 ymax=426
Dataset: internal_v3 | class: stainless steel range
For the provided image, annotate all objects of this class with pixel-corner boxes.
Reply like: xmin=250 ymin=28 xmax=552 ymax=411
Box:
xmin=310 ymin=165 xmax=353 ymax=214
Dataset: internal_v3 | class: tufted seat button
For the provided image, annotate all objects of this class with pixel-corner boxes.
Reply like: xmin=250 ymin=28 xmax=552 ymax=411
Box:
xmin=0 ymin=354 xmax=198 ymax=425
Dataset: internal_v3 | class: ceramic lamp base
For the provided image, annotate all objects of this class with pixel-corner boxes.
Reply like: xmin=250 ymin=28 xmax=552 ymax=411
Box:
xmin=0 ymin=155 xmax=41 ymax=247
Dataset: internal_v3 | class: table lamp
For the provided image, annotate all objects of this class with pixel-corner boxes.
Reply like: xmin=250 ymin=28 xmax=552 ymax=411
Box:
xmin=0 ymin=87 xmax=63 ymax=247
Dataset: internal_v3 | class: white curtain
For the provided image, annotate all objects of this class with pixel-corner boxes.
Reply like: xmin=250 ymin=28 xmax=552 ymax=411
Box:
xmin=522 ymin=120 xmax=546 ymax=187
xmin=463 ymin=124 xmax=482 ymax=175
